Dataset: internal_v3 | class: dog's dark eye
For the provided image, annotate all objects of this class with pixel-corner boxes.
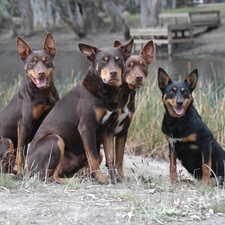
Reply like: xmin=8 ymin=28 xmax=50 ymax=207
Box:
xmin=115 ymin=57 xmax=121 ymax=62
xmin=126 ymin=62 xmax=133 ymax=68
xmin=45 ymin=59 xmax=53 ymax=67
xmin=45 ymin=59 xmax=50 ymax=64
xmin=169 ymin=90 xmax=175 ymax=95
xmin=101 ymin=57 xmax=108 ymax=63
xmin=30 ymin=61 xmax=36 ymax=65
xmin=182 ymin=90 xmax=189 ymax=97
xmin=140 ymin=61 xmax=146 ymax=68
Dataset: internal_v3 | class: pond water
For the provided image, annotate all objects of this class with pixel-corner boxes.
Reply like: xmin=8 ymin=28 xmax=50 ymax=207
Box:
xmin=1 ymin=51 xmax=225 ymax=86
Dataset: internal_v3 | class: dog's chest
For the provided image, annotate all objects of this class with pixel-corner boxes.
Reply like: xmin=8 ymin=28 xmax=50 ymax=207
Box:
xmin=167 ymin=134 xmax=199 ymax=153
xmin=101 ymin=110 xmax=114 ymax=123
xmin=168 ymin=137 xmax=181 ymax=147
xmin=115 ymin=94 xmax=131 ymax=134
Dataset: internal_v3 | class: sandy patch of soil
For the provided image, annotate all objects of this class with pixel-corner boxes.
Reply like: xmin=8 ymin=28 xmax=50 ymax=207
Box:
xmin=1 ymin=154 xmax=225 ymax=225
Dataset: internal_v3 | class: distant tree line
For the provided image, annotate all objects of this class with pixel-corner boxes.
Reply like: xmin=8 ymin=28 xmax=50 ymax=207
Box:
xmin=0 ymin=0 xmax=136 ymax=40
xmin=0 ymin=0 xmax=207 ymax=40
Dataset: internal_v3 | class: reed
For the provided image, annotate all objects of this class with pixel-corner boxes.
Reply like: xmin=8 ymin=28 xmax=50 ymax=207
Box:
xmin=1 ymin=68 xmax=225 ymax=157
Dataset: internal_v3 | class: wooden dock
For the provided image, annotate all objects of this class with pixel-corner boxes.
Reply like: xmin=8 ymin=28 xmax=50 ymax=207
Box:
xmin=131 ymin=10 xmax=220 ymax=55
xmin=130 ymin=24 xmax=194 ymax=55
xmin=189 ymin=10 xmax=220 ymax=28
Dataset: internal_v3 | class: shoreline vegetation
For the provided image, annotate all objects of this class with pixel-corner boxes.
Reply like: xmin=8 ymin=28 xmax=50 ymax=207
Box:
xmin=1 ymin=64 xmax=225 ymax=159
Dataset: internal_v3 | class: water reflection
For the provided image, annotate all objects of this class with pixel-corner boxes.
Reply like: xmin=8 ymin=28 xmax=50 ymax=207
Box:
xmin=0 ymin=52 xmax=90 ymax=83
xmin=0 ymin=52 xmax=225 ymax=86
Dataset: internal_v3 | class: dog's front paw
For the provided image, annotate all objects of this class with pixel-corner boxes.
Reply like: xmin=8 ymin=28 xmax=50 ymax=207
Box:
xmin=94 ymin=171 xmax=110 ymax=184
xmin=198 ymin=178 xmax=211 ymax=186
xmin=109 ymin=169 xmax=123 ymax=184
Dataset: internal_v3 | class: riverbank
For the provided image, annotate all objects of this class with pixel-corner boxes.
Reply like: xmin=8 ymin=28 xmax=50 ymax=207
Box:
xmin=0 ymin=13 xmax=225 ymax=59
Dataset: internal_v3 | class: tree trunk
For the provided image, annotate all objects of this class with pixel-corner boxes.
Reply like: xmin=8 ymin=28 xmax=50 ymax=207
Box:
xmin=140 ymin=0 xmax=162 ymax=27
xmin=30 ymin=0 xmax=55 ymax=29
xmin=79 ymin=0 xmax=98 ymax=33
xmin=140 ymin=0 xmax=151 ymax=27
xmin=0 ymin=0 xmax=18 ymax=37
xmin=18 ymin=0 xmax=34 ymax=36
xmin=106 ymin=1 xmax=130 ymax=40
xmin=53 ymin=0 xmax=86 ymax=38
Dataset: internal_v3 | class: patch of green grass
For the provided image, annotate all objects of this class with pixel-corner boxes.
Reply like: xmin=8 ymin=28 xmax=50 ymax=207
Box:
xmin=132 ymin=200 xmax=201 ymax=224
xmin=210 ymin=201 xmax=225 ymax=214
xmin=162 ymin=3 xmax=225 ymax=14
xmin=0 ymin=174 xmax=19 ymax=190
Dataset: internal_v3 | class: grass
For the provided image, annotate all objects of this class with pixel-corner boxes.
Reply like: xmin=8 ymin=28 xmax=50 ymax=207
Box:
xmin=162 ymin=2 xmax=225 ymax=14
xmin=1 ymin=66 xmax=225 ymax=157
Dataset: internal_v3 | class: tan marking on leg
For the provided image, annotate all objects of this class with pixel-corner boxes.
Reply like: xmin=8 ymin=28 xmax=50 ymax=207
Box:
xmin=170 ymin=150 xmax=177 ymax=183
xmin=51 ymin=135 xmax=65 ymax=183
xmin=84 ymin=143 xmax=108 ymax=184
xmin=115 ymin=136 xmax=126 ymax=179
xmin=0 ymin=139 xmax=14 ymax=173
xmin=199 ymin=148 xmax=212 ymax=186
xmin=16 ymin=121 xmax=23 ymax=174
xmin=102 ymin=133 xmax=114 ymax=169
xmin=7 ymin=140 xmax=15 ymax=173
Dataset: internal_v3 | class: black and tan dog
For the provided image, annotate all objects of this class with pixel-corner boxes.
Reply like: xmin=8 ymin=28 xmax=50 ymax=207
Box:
xmin=158 ymin=68 xmax=225 ymax=185
xmin=26 ymin=38 xmax=133 ymax=184
xmin=0 ymin=32 xmax=59 ymax=174
xmin=102 ymin=39 xmax=154 ymax=182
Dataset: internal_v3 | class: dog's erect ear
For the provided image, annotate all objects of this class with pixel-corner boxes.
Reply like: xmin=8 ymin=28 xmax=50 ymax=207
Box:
xmin=44 ymin=32 xmax=56 ymax=58
xmin=114 ymin=40 xmax=122 ymax=48
xmin=17 ymin=37 xmax=32 ymax=62
xmin=77 ymin=43 xmax=99 ymax=62
xmin=140 ymin=40 xmax=154 ymax=65
xmin=118 ymin=36 xmax=134 ymax=60
xmin=184 ymin=69 xmax=198 ymax=92
xmin=158 ymin=68 xmax=172 ymax=92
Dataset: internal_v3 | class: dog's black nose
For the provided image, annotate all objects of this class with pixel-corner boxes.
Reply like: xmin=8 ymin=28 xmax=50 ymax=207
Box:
xmin=176 ymin=95 xmax=183 ymax=106
xmin=110 ymin=71 xmax=118 ymax=77
xmin=136 ymin=76 xmax=143 ymax=82
xmin=177 ymin=100 xmax=183 ymax=106
xmin=38 ymin=70 xmax=45 ymax=77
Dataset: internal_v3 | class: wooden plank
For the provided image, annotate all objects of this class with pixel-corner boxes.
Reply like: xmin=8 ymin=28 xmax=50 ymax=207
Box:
xmin=159 ymin=10 xmax=220 ymax=28
xmin=189 ymin=10 xmax=220 ymax=28
xmin=131 ymin=24 xmax=194 ymax=55
xmin=134 ymin=39 xmax=169 ymax=44
xmin=159 ymin=13 xmax=189 ymax=18
xmin=168 ymin=24 xmax=193 ymax=31
xmin=130 ymin=27 xmax=168 ymax=37
xmin=159 ymin=12 xmax=190 ymax=25
xmin=189 ymin=10 xmax=220 ymax=15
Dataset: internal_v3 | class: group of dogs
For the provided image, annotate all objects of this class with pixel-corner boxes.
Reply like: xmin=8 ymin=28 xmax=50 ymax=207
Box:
xmin=0 ymin=32 xmax=225 ymax=186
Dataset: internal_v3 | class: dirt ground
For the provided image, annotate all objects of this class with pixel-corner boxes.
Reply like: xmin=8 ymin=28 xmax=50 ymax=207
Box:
xmin=1 ymin=155 xmax=225 ymax=225
xmin=1 ymin=14 xmax=225 ymax=225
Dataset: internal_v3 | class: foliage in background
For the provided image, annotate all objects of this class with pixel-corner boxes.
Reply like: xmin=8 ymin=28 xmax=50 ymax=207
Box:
xmin=1 ymin=66 xmax=225 ymax=158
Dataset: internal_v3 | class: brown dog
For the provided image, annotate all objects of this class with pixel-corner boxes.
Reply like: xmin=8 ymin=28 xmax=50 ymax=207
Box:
xmin=0 ymin=32 xmax=59 ymax=174
xmin=26 ymin=38 xmax=134 ymax=184
xmin=102 ymin=39 xmax=154 ymax=182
